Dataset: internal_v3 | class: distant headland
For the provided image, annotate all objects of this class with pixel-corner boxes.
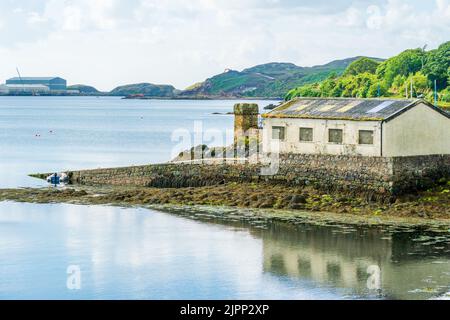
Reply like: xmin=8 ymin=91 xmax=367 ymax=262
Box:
xmin=0 ymin=56 xmax=377 ymax=100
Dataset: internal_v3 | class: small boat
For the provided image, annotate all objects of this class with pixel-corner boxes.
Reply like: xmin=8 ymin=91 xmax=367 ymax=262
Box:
xmin=47 ymin=173 xmax=69 ymax=185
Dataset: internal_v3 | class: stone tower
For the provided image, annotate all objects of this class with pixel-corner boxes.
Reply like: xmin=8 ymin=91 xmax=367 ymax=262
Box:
xmin=233 ymin=103 xmax=259 ymax=143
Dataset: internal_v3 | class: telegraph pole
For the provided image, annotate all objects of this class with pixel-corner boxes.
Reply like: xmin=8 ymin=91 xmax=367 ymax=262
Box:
xmin=410 ymin=78 xmax=413 ymax=99
xmin=434 ymin=80 xmax=438 ymax=107
xmin=421 ymin=44 xmax=428 ymax=70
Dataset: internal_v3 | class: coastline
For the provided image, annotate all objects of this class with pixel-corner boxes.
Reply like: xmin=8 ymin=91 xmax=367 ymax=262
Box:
xmin=1 ymin=182 xmax=449 ymax=231
xmin=0 ymin=94 xmax=282 ymax=101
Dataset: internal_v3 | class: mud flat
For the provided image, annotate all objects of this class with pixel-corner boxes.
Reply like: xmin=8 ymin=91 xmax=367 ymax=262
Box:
xmin=0 ymin=181 xmax=449 ymax=232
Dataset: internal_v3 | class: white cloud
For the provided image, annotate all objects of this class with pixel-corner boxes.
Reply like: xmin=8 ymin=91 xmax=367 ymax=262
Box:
xmin=27 ymin=12 xmax=48 ymax=25
xmin=62 ymin=6 xmax=83 ymax=31
xmin=0 ymin=0 xmax=448 ymax=91
xmin=437 ymin=0 xmax=450 ymax=16
xmin=338 ymin=7 xmax=364 ymax=27
xmin=366 ymin=5 xmax=383 ymax=30
xmin=87 ymin=0 xmax=117 ymax=30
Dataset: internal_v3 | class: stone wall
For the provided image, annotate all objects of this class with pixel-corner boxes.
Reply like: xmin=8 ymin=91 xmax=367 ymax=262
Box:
xmin=69 ymin=161 xmax=261 ymax=188
xmin=65 ymin=154 xmax=450 ymax=196
xmin=391 ymin=155 xmax=450 ymax=193
xmin=273 ymin=154 xmax=393 ymax=194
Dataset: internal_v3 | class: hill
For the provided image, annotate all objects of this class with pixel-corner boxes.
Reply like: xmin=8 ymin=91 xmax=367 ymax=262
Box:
xmin=180 ymin=57 xmax=383 ymax=99
xmin=286 ymin=41 xmax=450 ymax=105
xmin=67 ymin=84 xmax=100 ymax=94
xmin=109 ymin=83 xmax=177 ymax=97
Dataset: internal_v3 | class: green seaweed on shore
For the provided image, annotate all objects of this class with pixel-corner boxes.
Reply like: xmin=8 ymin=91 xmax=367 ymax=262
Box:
xmin=0 ymin=183 xmax=449 ymax=232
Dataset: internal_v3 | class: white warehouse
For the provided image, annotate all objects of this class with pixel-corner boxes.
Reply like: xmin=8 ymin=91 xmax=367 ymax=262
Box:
xmin=262 ymin=98 xmax=450 ymax=157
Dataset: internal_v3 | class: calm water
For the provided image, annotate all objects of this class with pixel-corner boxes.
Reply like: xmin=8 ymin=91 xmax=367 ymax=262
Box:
xmin=0 ymin=96 xmax=276 ymax=188
xmin=0 ymin=97 xmax=449 ymax=300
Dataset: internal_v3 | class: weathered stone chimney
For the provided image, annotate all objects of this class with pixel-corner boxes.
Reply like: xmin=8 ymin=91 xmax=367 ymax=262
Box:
xmin=233 ymin=103 xmax=259 ymax=144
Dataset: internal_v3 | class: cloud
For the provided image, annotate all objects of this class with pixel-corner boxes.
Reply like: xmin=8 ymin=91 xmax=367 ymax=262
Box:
xmin=27 ymin=12 xmax=48 ymax=25
xmin=62 ymin=5 xmax=83 ymax=31
xmin=41 ymin=0 xmax=119 ymax=32
xmin=366 ymin=5 xmax=383 ymax=30
xmin=0 ymin=0 xmax=448 ymax=91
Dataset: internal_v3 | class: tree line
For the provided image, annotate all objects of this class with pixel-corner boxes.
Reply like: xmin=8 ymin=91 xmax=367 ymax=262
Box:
xmin=286 ymin=41 xmax=450 ymax=105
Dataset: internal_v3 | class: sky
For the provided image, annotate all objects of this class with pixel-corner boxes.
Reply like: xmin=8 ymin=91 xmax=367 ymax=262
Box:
xmin=0 ymin=0 xmax=449 ymax=91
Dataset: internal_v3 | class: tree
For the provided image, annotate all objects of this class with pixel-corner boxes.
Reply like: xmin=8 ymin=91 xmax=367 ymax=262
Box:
xmin=448 ymin=66 xmax=450 ymax=85
xmin=330 ymin=81 xmax=345 ymax=97
xmin=368 ymin=82 xmax=388 ymax=98
xmin=343 ymin=57 xmax=380 ymax=76
xmin=423 ymin=41 xmax=450 ymax=90
xmin=392 ymin=75 xmax=406 ymax=89
xmin=412 ymin=72 xmax=430 ymax=96
xmin=439 ymin=88 xmax=450 ymax=102
xmin=402 ymin=72 xmax=430 ymax=98
xmin=319 ymin=78 xmax=337 ymax=96
xmin=377 ymin=49 xmax=423 ymax=87
xmin=285 ymin=41 xmax=450 ymax=102
xmin=355 ymin=73 xmax=378 ymax=98
xmin=285 ymin=84 xmax=321 ymax=99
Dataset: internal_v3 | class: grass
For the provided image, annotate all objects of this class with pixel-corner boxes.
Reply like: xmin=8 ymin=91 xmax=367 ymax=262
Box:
xmin=439 ymin=101 xmax=450 ymax=109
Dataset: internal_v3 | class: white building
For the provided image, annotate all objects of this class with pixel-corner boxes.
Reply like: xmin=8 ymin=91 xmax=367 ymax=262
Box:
xmin=0 ymin=84 xmax=9 ymax=95
xmin=262 ymin=98 xmax=450 ymax=157
xmin=3 ymin=84 xmax=51 ymax=95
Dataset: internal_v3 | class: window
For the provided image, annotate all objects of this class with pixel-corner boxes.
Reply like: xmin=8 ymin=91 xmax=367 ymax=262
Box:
xmin=299 ymin=128 xmax=313 ymax=142
xmin=272 ymin=126 xmax=286 ymax=140
xmin=328 ymin=129 xmax=343 ymax=144
xmin=359 ymin=130 xmax=374 ymax=145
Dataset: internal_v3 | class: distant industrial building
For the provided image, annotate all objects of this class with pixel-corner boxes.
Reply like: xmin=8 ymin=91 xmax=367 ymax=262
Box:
xmin=6 ymin=77 xmax=67 ymax=91
xmin=0 ymin=84 xmax=51 ymax=95
xmin=0 ymin=85 xmax=9 ymax=95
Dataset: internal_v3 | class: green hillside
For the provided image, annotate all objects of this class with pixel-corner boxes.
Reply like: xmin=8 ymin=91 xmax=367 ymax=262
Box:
xmin=180 ymin=57 xmax=382 ymax=98
xmin=67 ymin=84 xmax=100 ymax=94
xmin=286 ymin=41 xmax=450 ymax=108
xmin=109 ymin=83 xmax=177 ymax=97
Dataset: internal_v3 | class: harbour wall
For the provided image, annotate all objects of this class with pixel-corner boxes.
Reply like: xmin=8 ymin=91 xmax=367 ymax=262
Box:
xmin=58 ymin=154 xmax=450 ymax=196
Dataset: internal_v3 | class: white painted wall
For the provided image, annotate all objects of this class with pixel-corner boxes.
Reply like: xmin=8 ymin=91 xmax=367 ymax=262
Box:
xmin=383 ymin=103 xmax=450 ymax=156
xmin=0 ymin=85 xmax=9 ymax=94
xmin=262 ymin=117 xmax=382 ymax=156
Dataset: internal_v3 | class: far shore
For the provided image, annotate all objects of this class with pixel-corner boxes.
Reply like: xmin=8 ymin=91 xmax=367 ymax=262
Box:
xmin=0 ymin=94 xmax=282 ymax=101
xmin=1 ymin=181 xmax=449 ymax=231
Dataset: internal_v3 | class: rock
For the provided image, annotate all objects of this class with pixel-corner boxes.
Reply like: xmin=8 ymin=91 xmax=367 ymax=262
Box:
xmin=291 ymin=195 xmax=307 ymax=204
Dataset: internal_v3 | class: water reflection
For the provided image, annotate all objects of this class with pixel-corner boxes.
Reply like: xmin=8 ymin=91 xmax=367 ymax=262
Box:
xmin=0 ymin=201 xmax=448 ymax=300
xmin=259 ymin=223 xmax=450 ymax=300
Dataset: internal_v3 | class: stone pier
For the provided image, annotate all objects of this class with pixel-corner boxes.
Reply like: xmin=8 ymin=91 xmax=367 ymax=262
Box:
xmin=35 ymin=154 xmax=450 ymax=196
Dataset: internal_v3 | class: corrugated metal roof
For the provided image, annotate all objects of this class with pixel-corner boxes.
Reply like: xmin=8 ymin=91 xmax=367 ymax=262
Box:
xmin=262 ymin=98 xmax=423 ymax=121
xmin=5 ymin=84 xmax=50 ymax=89
xmin=7 ymin=77 xmax=62 ymax=81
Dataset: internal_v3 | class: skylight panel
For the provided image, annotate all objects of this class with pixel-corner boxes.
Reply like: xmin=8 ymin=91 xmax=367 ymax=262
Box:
xmin=367 ymin=101 xmax=395 ymax=113
xmin=337 ymin=101 xmax=361 ymax=113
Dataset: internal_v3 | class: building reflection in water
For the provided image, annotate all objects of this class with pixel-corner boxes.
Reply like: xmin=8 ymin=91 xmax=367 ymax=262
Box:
xmin=257 ymin=222 xmax=450 ymax=300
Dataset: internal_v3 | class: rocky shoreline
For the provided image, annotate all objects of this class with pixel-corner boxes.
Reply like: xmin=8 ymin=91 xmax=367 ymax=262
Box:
xmin=0 ymin=181 xmax=449 ymax=231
